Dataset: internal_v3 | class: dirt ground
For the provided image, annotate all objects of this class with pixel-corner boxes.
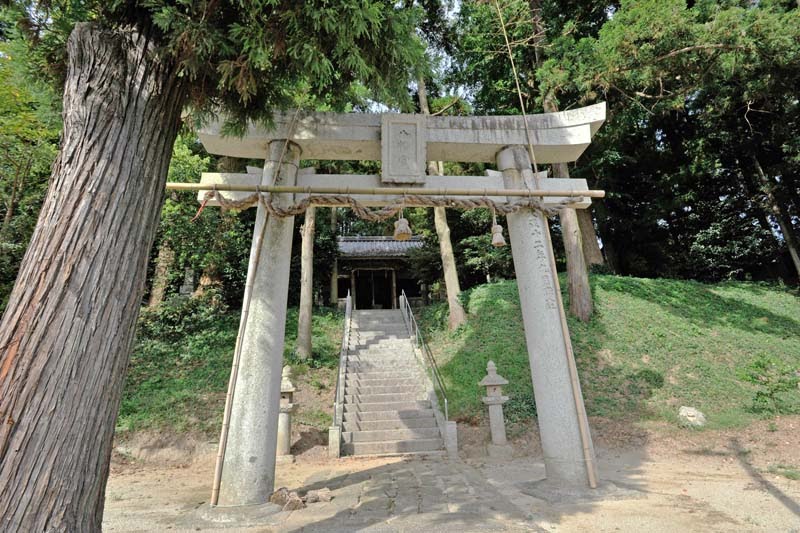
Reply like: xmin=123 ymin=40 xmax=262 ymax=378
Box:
xmin=105 ymin=416 xmax=800 ymax=532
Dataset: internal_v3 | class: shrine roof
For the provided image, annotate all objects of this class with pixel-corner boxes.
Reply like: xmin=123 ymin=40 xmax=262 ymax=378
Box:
xmin=337 ymin=236 xmax=423 ymax=258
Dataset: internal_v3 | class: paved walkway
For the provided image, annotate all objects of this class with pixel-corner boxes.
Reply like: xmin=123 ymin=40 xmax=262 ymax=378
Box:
xmin=104 ymin=442 xmax=800 ymax=532
xmin=105 ymin=455 xmax=538 ymax=532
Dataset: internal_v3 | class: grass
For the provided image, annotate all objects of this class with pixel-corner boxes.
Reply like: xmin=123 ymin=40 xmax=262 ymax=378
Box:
xmin=118 ymin=274 xmax=799 ymax=437
xmin=116 ymin=299 xmax=342 ymax=436
xmin=767 ymin=464 xmax=800 ymax=481
xmin=420 ymin=275 xmax=800 ymax=429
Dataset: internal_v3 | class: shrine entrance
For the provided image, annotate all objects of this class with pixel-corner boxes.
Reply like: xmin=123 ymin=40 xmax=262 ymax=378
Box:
xmin=167 ymin=104 xmax=608 ymax=508
xmin=354 ymin=270 xmax=392 ymax=309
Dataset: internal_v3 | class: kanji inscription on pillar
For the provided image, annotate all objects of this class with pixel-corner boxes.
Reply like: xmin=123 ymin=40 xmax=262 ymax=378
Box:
xmin=381 ymin=114 xmax=426 ymax=183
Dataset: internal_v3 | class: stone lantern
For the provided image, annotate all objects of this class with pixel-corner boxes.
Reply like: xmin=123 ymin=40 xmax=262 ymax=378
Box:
xmin=277 ymin=366 xmax=297 ymax=463
xmin=480 ymin=360 xmax=512 ymax=459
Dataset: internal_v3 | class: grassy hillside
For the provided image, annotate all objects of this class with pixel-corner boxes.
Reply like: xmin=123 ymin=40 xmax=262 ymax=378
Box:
xmin=117 ymin=276 xmax=799 ymax=437
xmin=421 ymin=276 xmax=800 ymax=429
xmin=116 ymin=297 xmax=342 ymax=436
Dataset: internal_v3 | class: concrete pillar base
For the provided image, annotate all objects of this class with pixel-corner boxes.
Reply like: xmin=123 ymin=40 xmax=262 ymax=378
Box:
xmin=328 ymin=426 xmax=341 ymax=458
xmin=444 ymin=421 xmax=458 ymax=457
xmin=487 ymin=443 xmax=513 ymax=460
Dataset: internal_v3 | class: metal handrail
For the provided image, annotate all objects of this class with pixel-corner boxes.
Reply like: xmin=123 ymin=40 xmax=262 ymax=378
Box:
xmin=399 ymin=290 xmax=449 ymax=421
xmin=332 ymin=291 xmax=352 ymax=427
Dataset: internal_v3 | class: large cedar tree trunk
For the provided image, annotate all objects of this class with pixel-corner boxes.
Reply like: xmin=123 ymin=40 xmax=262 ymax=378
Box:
xmin=0 ymin=23 xmax=185 ymax=530
xmin=418 ymin=78 xmax=466 ymax=329
xmin=551 ymin=160 xmax=593 ymax=322
xmin=544 ymin=96 xmax=592 ymax=322
xmin=529 ymin=0 xmax=593 ymax=320
xmin=297 ymin=206 xmax=316 ymax=360
xmin=576 ymin=208 xmax=604 ymax=268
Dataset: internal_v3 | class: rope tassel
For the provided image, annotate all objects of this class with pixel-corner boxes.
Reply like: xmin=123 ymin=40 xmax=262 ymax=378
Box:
xmin=491 ymin=208 xmax=507 ymax=247
xmin=393 ymin=208 xmax=412 ymax=241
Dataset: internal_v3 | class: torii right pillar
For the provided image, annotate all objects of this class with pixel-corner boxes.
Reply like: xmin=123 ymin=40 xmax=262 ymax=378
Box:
xmin=497 ymin=145 xmax=598 ymax=488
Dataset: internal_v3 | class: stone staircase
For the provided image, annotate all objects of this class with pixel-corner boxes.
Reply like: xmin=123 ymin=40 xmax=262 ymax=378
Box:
xmin=340 ymin=309 xmax=445 ymax=456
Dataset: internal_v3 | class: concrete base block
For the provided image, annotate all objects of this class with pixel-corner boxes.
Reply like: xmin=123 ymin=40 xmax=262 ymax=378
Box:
xmin=178 ymin=502 xmax=283 ymax=529
xmin=276 ymin=454 xmax=295 ymax=465
xmin=328 ymin=426 xmax=341 ymax=458
xmin=487 ymin=443 xmax=513 ymax=460
xmin=445 ymin=421 xmax=458 ymax=457
xmin=519 ymin=479 xmax=642 ymax=504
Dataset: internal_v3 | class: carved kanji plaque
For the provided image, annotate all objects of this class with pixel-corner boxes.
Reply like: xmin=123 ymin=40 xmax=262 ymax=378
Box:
xmin=381 ymin=114 xmax=426 ymax=183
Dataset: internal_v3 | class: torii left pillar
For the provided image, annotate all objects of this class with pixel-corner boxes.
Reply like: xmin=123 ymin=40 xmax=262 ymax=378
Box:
xmin=218 ymin=140 xmax=301 ymax=506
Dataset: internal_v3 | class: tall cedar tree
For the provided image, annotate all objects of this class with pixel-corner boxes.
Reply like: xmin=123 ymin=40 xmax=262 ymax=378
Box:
xmin=0 ymin=2 xmax=427 ymax=530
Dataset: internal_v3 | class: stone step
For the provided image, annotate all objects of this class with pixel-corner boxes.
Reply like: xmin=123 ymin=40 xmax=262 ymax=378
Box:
xmin=348 ymin=345 xmax=414 ymax=351
xmin=347 ymin=354 xmax=417 ymax=365
xmin=350 ymin=336 xmax=409 ymax=340
xmin=343 ymin=392 xmax=423 ymax=404
xmin=343 ymin=384 xmax=422 ymax=395
xmin=347 ymin=339 xmax=414 ymax=352
xmin=346 ymin=364 xmax=418 ymax=372
xmin=348 ymin=346 xmax=415 ymax=353
xmin=343 ymin=400 xmax=431 ymax=413
xmin=342 ymin=416 xmax=438 ymax=432
xmin=349 ymin=341 xmax=413 ymax=348
xmin=343 ymin=408 xmax=435 ymax=422
xmin=345 ymin=378 xmax=419 ymax=389
xmin=342 ymin=427 xmax=441 ymax=443
xmin=342 ymin=438 xmax=444 ymax=456
xmin=352 ymin=325 xmax=405 ymax=328
xmin=344 ymin=368 xmax=419 ymax=382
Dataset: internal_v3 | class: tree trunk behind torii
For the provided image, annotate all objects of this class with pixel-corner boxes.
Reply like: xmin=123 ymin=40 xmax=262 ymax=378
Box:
xmin=418 ymin=78 xmax=467 ymax=330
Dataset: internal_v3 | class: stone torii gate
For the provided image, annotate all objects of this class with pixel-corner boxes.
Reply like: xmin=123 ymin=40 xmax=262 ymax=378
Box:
xmin=188 ymin=103 xmax=606 ymax=507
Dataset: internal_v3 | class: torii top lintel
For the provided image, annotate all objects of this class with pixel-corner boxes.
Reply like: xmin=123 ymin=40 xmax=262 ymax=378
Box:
xmin=198 ymin=103 xmax=606 ymax=167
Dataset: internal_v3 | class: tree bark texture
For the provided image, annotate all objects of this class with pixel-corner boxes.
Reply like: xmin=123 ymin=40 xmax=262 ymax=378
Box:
xmin=542 ymin=92 xmax=593 ymax=322
xmin=148 ymin=243 xmax=175 ymax=307
xmin=576 ymin=208 xmax=604 ymax=268
xmin=752 ymin=156 xmax=800 ymax=280
xmin=296 ymin=206 xmax=315 ymax=360
xmin=418 ymin=78 xmax=466 ymax=329
xmin=552 ymin=162 xmax=593 ymax=322
xmin=0 ymin=23 xmax=185 ymax=531
xmin=433 ymin=205 xmax=467 ymax=329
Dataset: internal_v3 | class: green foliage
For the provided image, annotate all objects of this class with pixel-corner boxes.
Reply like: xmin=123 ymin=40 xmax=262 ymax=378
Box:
xmin=9 ymin=1 xmax=430 ymax=123
xmin=283 ymin=306 xmax=343 ymax=368
xmin=153 ymin=136 xmax=253 ymax=306
xmin=0 ymin=34 xmax=60 ymax=312
xmin=136 ymin=290 xmax=228 ymax=343
xmin=449 ymin=0 xmax=800 ymax=285
xmin=739 ymin=354 xmax=800 ymax=415
xmin=422 ymin=275 xmax=800 ymax=429
xmin=119 ymin=303 xmax=343 ymax=434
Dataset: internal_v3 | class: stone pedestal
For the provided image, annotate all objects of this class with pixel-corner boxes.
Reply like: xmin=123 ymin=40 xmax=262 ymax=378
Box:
xmin=218 ymin=140 xmax=301 ymax=506
xmin=497 ymin=145 xmax=597 ymax=487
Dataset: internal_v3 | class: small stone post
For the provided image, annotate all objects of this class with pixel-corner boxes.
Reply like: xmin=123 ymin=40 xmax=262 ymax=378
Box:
xmin=277 ymin=366 xmax=297 ymax=463
xmin=480 ymin=361 xmax=512 ymax=459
